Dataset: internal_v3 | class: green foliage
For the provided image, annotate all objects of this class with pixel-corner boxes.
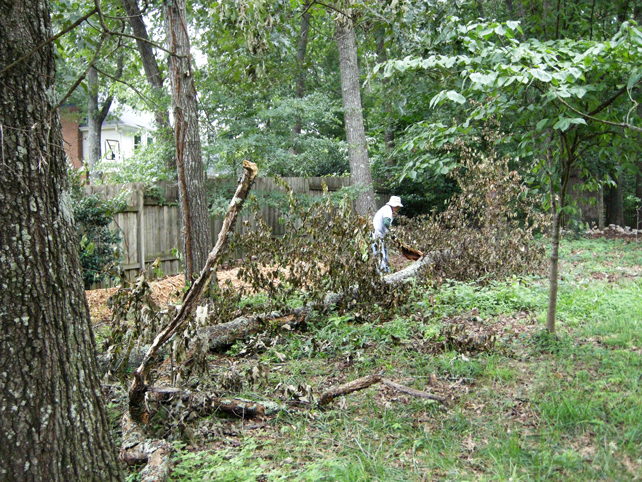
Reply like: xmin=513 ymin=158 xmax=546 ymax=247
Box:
xmin=170 ymin=439 xmax=288 ymax=481
xmin=94 ymin=142 xmax=176 ymax=185
xmin=68 ymin=165 xmax=124 ymax=288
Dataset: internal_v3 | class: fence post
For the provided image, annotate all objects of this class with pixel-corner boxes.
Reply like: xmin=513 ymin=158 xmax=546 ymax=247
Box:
xmin=137 ymin=188 xmax=145 ymax=276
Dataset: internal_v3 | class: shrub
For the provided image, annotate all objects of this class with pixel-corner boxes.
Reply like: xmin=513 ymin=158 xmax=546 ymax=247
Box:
xmin=68 ymin=165 xmax=125 ymax=288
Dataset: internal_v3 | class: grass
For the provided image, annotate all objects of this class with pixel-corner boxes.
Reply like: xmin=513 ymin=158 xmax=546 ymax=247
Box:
xmin=120 ymin=235 xmax=642 ymax=481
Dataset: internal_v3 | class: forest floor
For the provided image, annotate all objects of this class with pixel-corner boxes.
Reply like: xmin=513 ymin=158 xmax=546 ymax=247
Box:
xmin=89 ymin=235 xmax=642 ymax=482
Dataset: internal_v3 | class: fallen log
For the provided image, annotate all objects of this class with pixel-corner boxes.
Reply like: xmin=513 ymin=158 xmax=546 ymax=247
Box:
xmin=120 ymin=413 xmax=171 ymax=482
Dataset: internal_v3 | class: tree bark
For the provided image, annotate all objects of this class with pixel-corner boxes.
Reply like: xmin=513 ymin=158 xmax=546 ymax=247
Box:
xmin=292 ymin=2 xmax=311 ymax=139
xmin=0 ymin=1 xmax=123 ymax=479
xmin=335 ymin=10 xmax=377 ymax=216
xmin=546 ymin=140 xmax=573 ymax=334
xmin=120 ymin=0 xmax=174 ymax=170
xmin=87 ymin=54 xmax=123 ymax=182
xmin=605 ymin=178 xmax=624 ymax=226
xmin=376 ymin=27 xmax=395 ymax=155
xmin=164 ymin=0 xmax=212 ymax=280
xmin=318 ymin=374 xmax=383 ymax=406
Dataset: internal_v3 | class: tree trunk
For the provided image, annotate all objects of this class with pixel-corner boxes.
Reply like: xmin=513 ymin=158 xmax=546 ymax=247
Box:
xmin=605 ymin=178 xmax=624 ymax=226
xmin=636 ymin=163 xmax=642 ymax=230
xmin=598 ymin=183 xmax=605 ymax=229
xmin=376 ymin=27 xmax=395 ymax=155
xmin=292 ymin=2 xmax=311 ymax=140
xmin=0 ymin=1 xmax=123 ymax=480
xmin=545 ymin=142 xmax=573 ymax=334
xmin=546 ymin=211 xmax=561 ymax=333
xmin=87 ymin=55 xmax=123 ymax=183
xmin=87 ymin=65 xmax=102 ymax=177
xmin=335 ymin=11 xmax=377 ymax=216
xmin=164 ymin=0 xmax=212 ymax=280
xmin=121 ymin=0 xmax=175 ymax=170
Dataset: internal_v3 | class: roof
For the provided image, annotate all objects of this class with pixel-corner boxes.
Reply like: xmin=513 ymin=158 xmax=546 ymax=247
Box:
xmin=79 ymin=108 xmax=154 ymax=132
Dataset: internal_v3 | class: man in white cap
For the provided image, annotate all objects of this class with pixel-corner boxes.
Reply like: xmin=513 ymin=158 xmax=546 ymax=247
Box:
xmin=372 ymin=195 xmax=403 ymax=272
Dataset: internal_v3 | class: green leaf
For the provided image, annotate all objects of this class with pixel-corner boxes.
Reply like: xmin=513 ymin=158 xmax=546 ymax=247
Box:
xmin=553 ymin=117 xmax=571 ymax=131
xmin=446 ymin=90 xmax=466 ymax=104
xmin=536 ymin=118 xmax=548 ymax=131
xmin=627 ymin=68 xmax=642 ymax=90
xmin=530 ymin=68 xmax=553 ymax=82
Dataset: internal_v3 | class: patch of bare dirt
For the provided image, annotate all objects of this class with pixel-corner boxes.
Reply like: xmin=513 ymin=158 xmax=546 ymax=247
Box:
xmin=86 ymin=267 xmax=258 ymax=323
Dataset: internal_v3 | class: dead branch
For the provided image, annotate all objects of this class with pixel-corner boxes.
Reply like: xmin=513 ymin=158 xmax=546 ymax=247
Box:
xmin=129 ymin=160 xmax=258 ymax=423
xmin=382 ymin=378 xmax=446 ymax=402
xmin=318 ymin=374 xmax=383 ymax=406
xmin=318 ymin=373 xmax=447 ymax=407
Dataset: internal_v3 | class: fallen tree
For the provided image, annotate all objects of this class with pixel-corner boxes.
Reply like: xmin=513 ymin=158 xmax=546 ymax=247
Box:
xmin=128 ymin=160 xmax=258 ymax=423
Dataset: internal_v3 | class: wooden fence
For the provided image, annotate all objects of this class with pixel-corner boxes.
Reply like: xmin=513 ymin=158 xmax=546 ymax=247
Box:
xmin=86 ymin=177 xmax=389 ymax=287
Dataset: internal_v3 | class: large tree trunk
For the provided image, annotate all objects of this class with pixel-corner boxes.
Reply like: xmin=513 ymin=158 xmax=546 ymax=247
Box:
xmin=0 ymin=1 xmax=123 ymax=480
xmin=120 ymin=0 xmax=175 ymax=170
xmin=335 ymin=10 xmax=377 ymax=216
xmin=164 ymin=0 xmax=212 ymax=280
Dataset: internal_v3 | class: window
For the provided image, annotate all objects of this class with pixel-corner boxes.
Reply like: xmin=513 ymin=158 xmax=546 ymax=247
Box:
xmin=105 ymin=139 xmax=119 ymax=160
xmin=134 ymin=134 xmax=141 ymax=149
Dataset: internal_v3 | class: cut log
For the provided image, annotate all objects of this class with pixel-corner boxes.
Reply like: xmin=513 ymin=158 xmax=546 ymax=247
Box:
xmin=318 ymin=374 xmax=382 ymax=406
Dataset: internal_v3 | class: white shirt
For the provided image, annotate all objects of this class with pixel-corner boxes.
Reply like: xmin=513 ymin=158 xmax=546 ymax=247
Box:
xmin=373 ymin=204 xmax=394 ymax=239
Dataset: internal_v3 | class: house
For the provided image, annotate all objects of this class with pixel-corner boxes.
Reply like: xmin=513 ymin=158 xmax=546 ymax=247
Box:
xmin=60 ymin=105 xmax=154 ymax=168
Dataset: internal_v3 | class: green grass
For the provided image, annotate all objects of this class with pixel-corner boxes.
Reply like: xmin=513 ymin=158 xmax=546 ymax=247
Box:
xmin=122 ymin=235 xmax=642 ymax=481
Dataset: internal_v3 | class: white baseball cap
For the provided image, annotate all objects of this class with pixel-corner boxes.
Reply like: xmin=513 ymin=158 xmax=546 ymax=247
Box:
xmin=388 ymin=196 xmax=403 ymax=207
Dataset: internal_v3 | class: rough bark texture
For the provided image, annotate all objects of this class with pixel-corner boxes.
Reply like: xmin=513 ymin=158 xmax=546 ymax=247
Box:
xmin=0 ymin=1 xmax=123 ymax=480
xmin=129 ymin=161 xmax=258 ymax=423
xmin=335 ymin=12 xmax=377 ymax=216
xmin=121 ymin=0 xmax=174 ymax=168
xmin=164 ymin=0 xmax=212 ymax=279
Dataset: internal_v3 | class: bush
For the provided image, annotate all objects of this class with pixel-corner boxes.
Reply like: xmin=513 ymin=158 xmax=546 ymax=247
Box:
xmin=68 ymin=166 xmax=125 ymax=288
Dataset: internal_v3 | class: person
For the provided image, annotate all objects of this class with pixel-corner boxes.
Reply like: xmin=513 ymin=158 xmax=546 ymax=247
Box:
xmin=372 ymin=195 xmax=403 ymax=272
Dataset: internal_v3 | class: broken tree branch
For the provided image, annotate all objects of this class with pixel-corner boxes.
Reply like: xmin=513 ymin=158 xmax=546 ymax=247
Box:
xmin=128 ymin=160 xmax=258 ymax=423
xmin=318 ymin=374 xmax=447 ymax=407
xmin=318 ymin=374 xmax=383 ymax=406
xmin=382 ymin=378 xmax=446 ymax=403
